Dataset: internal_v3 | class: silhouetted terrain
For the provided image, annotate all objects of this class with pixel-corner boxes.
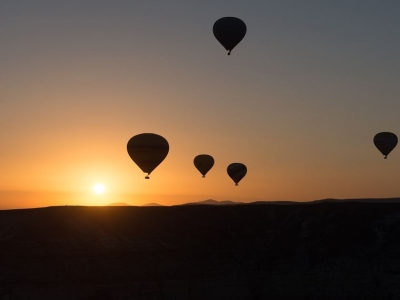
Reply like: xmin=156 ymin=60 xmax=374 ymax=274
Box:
xmin=181 ymin=199 xmax=242 ymax=205
xmin=141 ymin=203 xmax=164 ymax=207
xmin=1 ymin=201 xmax=400 ymax=299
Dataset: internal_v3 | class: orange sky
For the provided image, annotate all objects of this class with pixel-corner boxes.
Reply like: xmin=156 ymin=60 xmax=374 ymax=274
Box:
xmin=1 ymin=1 xmax=400 ymax=208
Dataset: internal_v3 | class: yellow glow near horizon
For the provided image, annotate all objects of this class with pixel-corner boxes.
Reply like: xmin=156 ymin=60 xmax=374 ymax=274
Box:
xmin=93 ymin=183 xmax=106 ymax=194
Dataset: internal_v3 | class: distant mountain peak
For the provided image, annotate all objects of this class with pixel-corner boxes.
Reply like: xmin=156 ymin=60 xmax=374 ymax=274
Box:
xmin=107 ymin=202 xmax=130 ymax=206
xmin=182 ymin=199 xmax=242 ymax=206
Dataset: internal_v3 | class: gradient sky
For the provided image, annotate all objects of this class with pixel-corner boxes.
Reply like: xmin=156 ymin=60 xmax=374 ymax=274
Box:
xmin=1 ymin=1 xmax=400 ymax=208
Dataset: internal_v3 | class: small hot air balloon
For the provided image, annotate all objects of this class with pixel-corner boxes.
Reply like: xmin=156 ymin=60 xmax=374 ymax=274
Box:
xmin=374 ymin=132 xmax=398 ymax=159
xmin=213 ymin=17 xmax=247 ymax=55
xmin=127 ymin=133 xmax=169 ymax=179
xmin=194 ymin=154 xmax=214 ymax=178
xmin=227 ymin=163 xmax=247 ymax=186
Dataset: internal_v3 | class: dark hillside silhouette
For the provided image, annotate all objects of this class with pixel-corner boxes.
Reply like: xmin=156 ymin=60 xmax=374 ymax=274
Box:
xmin=181 ymin=199 xmax=242 ymax=205
xmin=0 ymin=202 xmax=400 ymax=298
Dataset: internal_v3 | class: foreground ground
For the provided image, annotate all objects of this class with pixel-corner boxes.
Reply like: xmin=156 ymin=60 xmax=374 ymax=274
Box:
xmin=0 ymin=201 xmax=400 ymax=299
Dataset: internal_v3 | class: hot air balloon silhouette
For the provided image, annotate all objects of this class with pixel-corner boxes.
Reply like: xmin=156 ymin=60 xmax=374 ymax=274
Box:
xmin=194 ymin=154 xmax=214 ymax=178
xmin=373 ymin=132 xmax=398 ymax=159
xmin=227 ymin=163 xmax=247 ymax=186
xmin=127 ymin=133 xmax=169 ymax=179
xmin=213 ymin=17 xmax=247 ymax=55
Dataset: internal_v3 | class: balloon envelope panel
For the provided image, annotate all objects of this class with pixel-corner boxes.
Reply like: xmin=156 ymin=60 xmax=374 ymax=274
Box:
xmin=213 ymin=17 xmax=247 ymax=54
xmin=127 ymin=133 xmax=169 ymax=175
xmin=194 ymin=154 xmax=215 ymax=177
xmin=373 ymin=132 xmax=398 ymax=158
xmin=227 ymin=163 xmax=247 ymax=185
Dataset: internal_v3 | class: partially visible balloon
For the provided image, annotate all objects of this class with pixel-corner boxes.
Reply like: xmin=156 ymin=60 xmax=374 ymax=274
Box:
xmin=374 ymin=132 xmax=398 ymax=159
xmin=213 ymin=17 xmax=247 ymax=55
xmin=194 ymin=154 xmax=214 ymax=178
xmin=127 ymin=133 xmax=169 ymax=179
xmin=227 ymin=163 xmax=247 ymax=186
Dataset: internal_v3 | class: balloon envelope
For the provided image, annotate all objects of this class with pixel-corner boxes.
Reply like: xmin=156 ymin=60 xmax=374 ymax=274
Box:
xmin=374 ymin=132 xmax=398 ymax=159
xmin=227 ymin=163 xmax=247 ymax=186
xmin=194 ymin=154 xmax=214 ymax=178
xmin=127 ymin=133 xmax=169 ymax=178
xmin=213 ymin=17 xmax=247 ymax=55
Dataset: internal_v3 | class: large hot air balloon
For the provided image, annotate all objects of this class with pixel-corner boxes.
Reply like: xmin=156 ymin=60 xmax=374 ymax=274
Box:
xmin=227 ymin=163 xmax=247 ymax=186
xmin=194 ymin=154 xmax=214 ymax=178
xmin=374 ymin=132 xmax=398 ymax=159
xmin=213 ymin=17 xmax=247 ymax=55
xmin=127 ymin=133 xmax=169 ymax=179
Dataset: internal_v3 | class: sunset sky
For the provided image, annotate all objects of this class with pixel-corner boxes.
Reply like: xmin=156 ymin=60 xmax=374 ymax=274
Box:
xmin=1 ymin=1 xmax=400 ymax=208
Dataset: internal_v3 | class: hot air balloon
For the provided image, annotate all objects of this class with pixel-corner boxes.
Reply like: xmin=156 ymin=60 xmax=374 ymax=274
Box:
xmin=127 ymin=133 xmax=169 ymax=179
xmin=227 ymin=163 xmax=247 ymax=186
xmin=374 ymin=132 xmax=398 ymax=159
xmin=194 ymin=154 xmax=214 ymax=178
xmin=213 ymin=17 xmax=247 ymax=55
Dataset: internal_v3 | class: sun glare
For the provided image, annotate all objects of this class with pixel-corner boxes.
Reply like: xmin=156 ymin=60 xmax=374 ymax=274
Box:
xmin=93 ymin=183 xmax=106 ymax=194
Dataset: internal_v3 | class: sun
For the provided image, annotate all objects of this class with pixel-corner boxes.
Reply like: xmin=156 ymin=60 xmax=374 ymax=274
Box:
xmin=93 ymin=183 xmax=106 ymax=194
